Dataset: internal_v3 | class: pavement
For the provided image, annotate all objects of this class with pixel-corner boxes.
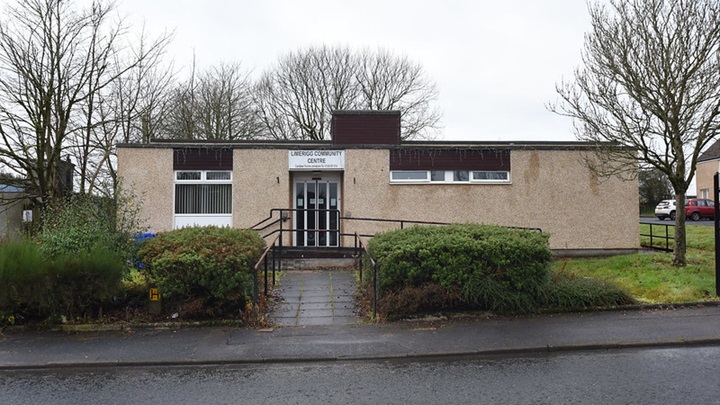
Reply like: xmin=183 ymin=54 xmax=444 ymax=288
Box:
xmin=2 ymin=269 xmax=720 ymax=369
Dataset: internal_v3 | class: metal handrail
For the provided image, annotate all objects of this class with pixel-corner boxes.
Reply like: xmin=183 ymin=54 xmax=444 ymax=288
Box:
xmin=250 ymin=208 xmax=339 ymax=231
xmin=252 ymin=217 xmax=284 ymax=233
xmin=345 ymin=216 xmax=450 ymax=230
xmin=251 ymin=207 xmax=543 ymax=235
xmin=344 ymin=215 xmax=542 ymax=232
xmin=248 ymin=211 xmax=283 ymax=231
xmin=252 ymin=234 xmax=281 ymax=313
xmin=354 ymin=232 xmax=378 ymax=320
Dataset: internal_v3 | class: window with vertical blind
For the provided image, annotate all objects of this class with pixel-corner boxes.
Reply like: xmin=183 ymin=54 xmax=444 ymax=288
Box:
xmin=174 ymin=171 xmax=232 ymax=214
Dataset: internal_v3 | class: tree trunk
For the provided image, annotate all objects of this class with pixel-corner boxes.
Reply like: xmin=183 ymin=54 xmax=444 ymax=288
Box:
xmin=673 ymin=192 xmax=687 ymax=267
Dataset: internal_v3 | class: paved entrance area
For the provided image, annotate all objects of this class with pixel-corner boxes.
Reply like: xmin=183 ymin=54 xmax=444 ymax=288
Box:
xmin=270 ymin=270 xmax=359 ymax=326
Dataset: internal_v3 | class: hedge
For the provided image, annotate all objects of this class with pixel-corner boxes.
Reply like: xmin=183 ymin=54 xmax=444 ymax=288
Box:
xmin=136 ymin=226 xmax=265 ymax=308
xmin=0 ymin=239 xmax=124 ymax=322
xmin=367 ymin=224 xmax=553 ymax=316
xmin=366 ymin=224 xmax=634 ymax=318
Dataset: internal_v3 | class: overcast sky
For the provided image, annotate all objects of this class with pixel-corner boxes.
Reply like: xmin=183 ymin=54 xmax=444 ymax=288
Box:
xmin=116 ymin=0 xmax=596 ymax=142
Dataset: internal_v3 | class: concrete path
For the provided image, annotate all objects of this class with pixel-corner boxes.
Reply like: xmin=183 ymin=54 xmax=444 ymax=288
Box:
xmin=270 ymin=270 xmax=359 ymax=326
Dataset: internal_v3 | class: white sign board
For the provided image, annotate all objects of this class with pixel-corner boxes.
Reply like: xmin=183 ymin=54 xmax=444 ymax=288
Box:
xmin=289 ymin=150 xmax=345 ymax=171
xmin=22 ymin=210 xmax=32 ymax=222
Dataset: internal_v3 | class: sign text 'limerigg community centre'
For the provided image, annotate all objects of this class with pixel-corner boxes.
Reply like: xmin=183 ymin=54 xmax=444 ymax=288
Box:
xmin=288 ymin=150 xmax=345 ymax=170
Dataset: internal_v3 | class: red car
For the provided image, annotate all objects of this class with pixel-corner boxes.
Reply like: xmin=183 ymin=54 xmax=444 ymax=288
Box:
xmin=685 ymin=198 xmax=715 ymax=221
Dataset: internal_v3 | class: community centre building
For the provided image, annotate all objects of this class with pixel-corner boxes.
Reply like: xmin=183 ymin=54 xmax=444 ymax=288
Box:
xmin=117 ymin=111 xmax=639 ymax=255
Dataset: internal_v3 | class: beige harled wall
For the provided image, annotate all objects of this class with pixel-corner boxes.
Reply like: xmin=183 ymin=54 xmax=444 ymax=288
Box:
xmin=342 ymin=149 xmax=639 ymax=250
xmin=696 ymin=159 xmax=719 ymax=199
xmin=118 ymin=145 xmax=639 ymax=251
xmin=117 ymin=147 xmax=174 ymax=233
xmin=233 ymin=149 xmax=290 ymax=228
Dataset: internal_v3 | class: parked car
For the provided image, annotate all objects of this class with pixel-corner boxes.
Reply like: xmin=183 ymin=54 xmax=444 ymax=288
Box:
xmin=655 ymin=199 xmax=676 ymax=220
xmin=685 ymin=198 xmax=715 ymax=221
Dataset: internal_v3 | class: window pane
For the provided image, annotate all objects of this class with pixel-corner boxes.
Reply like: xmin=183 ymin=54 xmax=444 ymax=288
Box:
xmin=175 ymin=184 xmax=194 ymax=213
xmin=296 ymin=182 xmax=305 ymax=245
xmin=206 ymin=171 xmax=231 ymax=180
xmin=175 ymin=184 xmax=231 ymax=214
xmin=473 ymin=171 xmax=509 ymax=181
xmin=318 ymin=182 xmax=327 ymax=246
xmin=307 ymin=183 xmax=316 ymax=246
xmin=329 ymin=182 xmax=338 ymax=246
xmin=430 ymin=170 xmax=445 ymax=181
xmin=391 ymin=171 xmax=428 ymax=180
xmin=453 ymin=171 xmax=469 ymax=181
xmin=176 ymin=171 xmax=201 ymax=180
xmin=206 ymin=184 xmax=232 ymax=213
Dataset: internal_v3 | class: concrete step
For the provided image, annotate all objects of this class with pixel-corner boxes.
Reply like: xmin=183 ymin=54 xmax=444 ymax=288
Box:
xmin=281 ymin=257 xmax=356 ymax=270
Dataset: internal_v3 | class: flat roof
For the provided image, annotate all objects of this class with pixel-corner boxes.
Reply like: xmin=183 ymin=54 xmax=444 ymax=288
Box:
xmin=117 ymin=139 xmax=612 ymax=151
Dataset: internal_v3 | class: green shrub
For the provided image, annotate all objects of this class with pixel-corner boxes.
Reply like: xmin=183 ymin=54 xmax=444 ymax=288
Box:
xmin=136 ymin=227 xmax=265 ymax=310
xmin=364 ymin=224 xmax=554 ymax=316
xmin=0 ymin=240 xmax=125 ymax=321
xmin=36 ymin=188 xmax=146 ymax=265
xmin=540 ymin=272 xmax=636 ymax=311
xmin=364 ymin=224 xmax=634 ymax=318
xmin=0 ymin=240 xmax=47 ymax=314
xmin=47 ymin=248 xmax=125 ymax=317
xmin=368 ymin=224 xmax=552 ymax=313
xmin=376 ymin=284 xmax=464 ymax=320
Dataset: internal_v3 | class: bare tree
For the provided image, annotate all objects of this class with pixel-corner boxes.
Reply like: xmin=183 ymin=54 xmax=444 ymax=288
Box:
xmin=161 ymin=53 xmax=199 ymax=140
xmin=356 ymin=48 xmax=441 ymax=139
xmin=253 ymin=46 xmax=357 ymax=140
xmin=195 ymin=62 xmax=262 ymax=139
xmin=0 ymin=0 xmax=172 ymax=202
xmin=254 ymin=45 xmax=441 ymax=141
xmin=549 ymin=0 xmax=720 ymax=266
xmin=79 ymin=26 xmax=175 ymax=196
xmin=161 ymin=60 xmax=261 ymax=140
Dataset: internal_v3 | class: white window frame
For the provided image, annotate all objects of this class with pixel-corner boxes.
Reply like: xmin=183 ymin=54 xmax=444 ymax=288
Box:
xmin=175 ymin=170 xmax=232 ymax=183
xmin=174 ymin=170 xmax=233 ymax=229
xmin=390 ymin=170 xmax=510 ymax=184
xmin=471 ymin=170 xmax=511 ymax=183
xmin=390 ymin=170 xmax=430 ymax=182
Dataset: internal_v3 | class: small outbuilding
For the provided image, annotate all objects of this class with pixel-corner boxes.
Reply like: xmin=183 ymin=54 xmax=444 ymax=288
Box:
xmin=0 ymin=184 xmax=31 ymax=240
xmin=117 ymin=110 xmax=639 ymax=255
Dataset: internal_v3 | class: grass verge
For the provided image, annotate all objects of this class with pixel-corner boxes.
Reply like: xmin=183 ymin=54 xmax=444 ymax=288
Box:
xmin=555 ymin=224 xmax=717 ymax=304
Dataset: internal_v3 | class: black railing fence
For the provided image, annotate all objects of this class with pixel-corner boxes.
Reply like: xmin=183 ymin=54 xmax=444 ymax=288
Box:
xmin=640 ymin=222 xmax=674 ymax=252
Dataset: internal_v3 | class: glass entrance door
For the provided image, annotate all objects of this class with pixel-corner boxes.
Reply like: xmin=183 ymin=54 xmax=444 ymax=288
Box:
xmin=294 ymin=175 xmax=340 ymax=247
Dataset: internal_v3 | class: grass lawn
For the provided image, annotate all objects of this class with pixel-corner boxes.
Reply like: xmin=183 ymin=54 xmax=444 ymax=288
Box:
xmin=552 ymin=224 xmax=718 ymax=304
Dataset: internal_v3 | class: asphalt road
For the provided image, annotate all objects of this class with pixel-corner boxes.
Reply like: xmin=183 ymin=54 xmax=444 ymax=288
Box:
xmin=641 ymin=217 xmax=715 ymax=227
xmin=2 ymin=346 xmax=719 ymax=404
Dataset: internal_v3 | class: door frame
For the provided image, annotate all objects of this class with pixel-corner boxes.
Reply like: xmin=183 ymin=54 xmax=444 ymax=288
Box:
xmin=292 ymin=172 xmax=342 ymax=247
